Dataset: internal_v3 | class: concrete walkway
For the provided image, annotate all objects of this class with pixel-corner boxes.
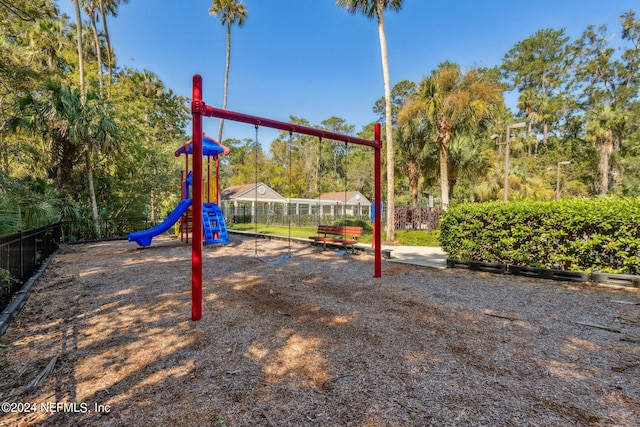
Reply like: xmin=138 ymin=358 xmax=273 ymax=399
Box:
xmin=382 ymin=245 xmax=448 ymax=269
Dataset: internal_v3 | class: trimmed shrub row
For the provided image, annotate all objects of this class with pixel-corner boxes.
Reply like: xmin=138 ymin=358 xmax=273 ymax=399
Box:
xmin=440 ymin=198 xmax=640 ymax=274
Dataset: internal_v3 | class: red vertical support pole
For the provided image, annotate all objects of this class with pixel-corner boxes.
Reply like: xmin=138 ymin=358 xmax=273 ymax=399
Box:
xmin=191 ymin=75 xmax=203 ymax=321
xmin=373 ymin=123 xmax=382 ymax=278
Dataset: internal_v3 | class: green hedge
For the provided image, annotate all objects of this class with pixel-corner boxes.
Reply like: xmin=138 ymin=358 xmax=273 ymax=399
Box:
xmin=440 ymin=198 xmax=640 ymax=274
xmin=331 ymin=217 xmax=372 ymax=232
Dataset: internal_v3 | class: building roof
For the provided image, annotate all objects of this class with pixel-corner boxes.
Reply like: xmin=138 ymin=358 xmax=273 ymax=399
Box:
xmin=319 ymin=191 xmax=358 ymax=201
xmin=319 ymin=191 xmax=370 ymax=205
xmin=221 ymin=183 xmax=285 ymax=202
xmin=221 ymin=183 xmax=254 ymax=199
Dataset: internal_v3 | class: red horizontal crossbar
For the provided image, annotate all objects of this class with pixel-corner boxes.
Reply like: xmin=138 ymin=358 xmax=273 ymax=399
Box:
xmin=202 ymin=105 xmax=380 ymax=149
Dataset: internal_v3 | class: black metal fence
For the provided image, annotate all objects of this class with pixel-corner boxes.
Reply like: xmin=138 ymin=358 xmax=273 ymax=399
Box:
xmin=63 ymin=217 xmax=153 ymax=241
xmin=224 ymin=204 xmax=372 ymax=227
xmin=0 ymin=223 xmax=62 ymax=313
xmin=224 ymin=202 xmax=441 ymax=231
xmin=0 ymin=219 xmax=155 ymax=313
xmin=394 ymin=204 xmax=441 ymax=231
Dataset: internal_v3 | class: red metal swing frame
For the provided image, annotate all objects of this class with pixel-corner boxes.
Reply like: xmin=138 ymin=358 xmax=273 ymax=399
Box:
xmin=190 ymin=74 xmax=382 ymax=321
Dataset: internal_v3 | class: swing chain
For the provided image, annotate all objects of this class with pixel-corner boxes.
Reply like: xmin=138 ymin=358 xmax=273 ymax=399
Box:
xmin=254 ymin=125 xmax=259 ymax=259
xmin=316 ymin=137 xmax=322 ymax=224
xmin=287 ymin=131 xmax=293 ymax=255
xmin=344 ymin=141 xmax=348 ymax=219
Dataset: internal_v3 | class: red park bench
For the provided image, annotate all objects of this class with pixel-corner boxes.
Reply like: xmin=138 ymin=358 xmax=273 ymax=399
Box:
xmin=309 ymin=225 xmax=363 ymax=253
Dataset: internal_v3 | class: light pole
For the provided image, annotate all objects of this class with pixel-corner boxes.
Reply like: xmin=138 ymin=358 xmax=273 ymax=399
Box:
xmin=491 ymin=122 xmax=526 ymax=201
xmin=556 ymin=160 xmax=571 ymax=200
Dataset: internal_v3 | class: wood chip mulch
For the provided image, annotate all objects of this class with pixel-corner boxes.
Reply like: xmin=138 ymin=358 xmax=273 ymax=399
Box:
xmin=1 ymin=235 xmax=639 ymax=426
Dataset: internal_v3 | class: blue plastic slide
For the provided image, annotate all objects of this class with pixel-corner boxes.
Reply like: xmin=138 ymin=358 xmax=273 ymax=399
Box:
xmin=128 ymin=198 xmax=193 ymax=247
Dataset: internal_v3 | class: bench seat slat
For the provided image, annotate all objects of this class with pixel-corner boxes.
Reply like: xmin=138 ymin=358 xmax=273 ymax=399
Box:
xmin=309 ymin=237 xmax=357 ymax=245
xmin=309 ymin=225 xmax=362 ymax=253
xmin=313 ymin=225 xmax=362 ymax=238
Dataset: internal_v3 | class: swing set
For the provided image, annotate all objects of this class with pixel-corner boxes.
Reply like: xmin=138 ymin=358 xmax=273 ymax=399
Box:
xmin=190 ymin=74 xmax=382 ymax=321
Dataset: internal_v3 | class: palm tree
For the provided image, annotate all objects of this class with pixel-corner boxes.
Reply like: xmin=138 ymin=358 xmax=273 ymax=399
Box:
xmin=584 ymin=104 xmax=626 ymax=195
xmin=71 ymin=0 xmax=106 ymax=235
xmin=517 ymin=88 xmax=538 ymax=144
xmin=394 ymin=114 xmax=435 ymax=206
xmin=209 ymin=0 xmax=247 ymax=144
xmin=11 ymin=81 xmax=118 ymax=202
xmin=337 ymin=0 xmax=403 ymax=241
xmin=0 ymin=0 xmax=58 ymax=22
xmin=446 ymin=135 xmax=491 ymax=200
xmin=399 ymin=63 xmax=502 ymax=209
xmin=70 ymin=1 xmax=121 ymax=236
xmin=80 ymin=91 xmax=119 ymax=236
xmin=27 ymin=17 xmax=68 ymax=72
xmin=134 ymin=69 xmax=164 ymax=99
xmin=11 ymin=82 xmax=78 ymax=189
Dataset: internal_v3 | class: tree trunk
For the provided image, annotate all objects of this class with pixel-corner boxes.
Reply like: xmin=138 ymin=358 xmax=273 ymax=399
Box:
xmin=448 ymin=175 xmax=458 ymax=200
xmin=85 ymin=148 xmax=101 ymax=237
xmin=438 ymin=131 xmax=451 ymax=210
xmin=54 ymin=135 xmax=75 ymax=190
xmin=88 ymin=10 xmax=104 ymax=99
xmin=73 ymin=0 xmax=100 ymax=236
xmin=72 ymin=0 xmax=86 ymax=103
xmin=407 ymin=159 xmax=420 ymax=207
xmin=98 ymin=0 xmax=113 ymax=99
xmin=376 ymin=4 xmax=395 ymax=242
xmin=597 ymin=130 xmax=614 ymax=195
xmin=217 ymin=22 xmax=232 ymax=144
xmin=150 ymin=189 xmax=157 ymax=223
xmin=541 ymin=79 xmax=548 ymax=145
xmin=0 ymin=99 xmax=7 ymax=175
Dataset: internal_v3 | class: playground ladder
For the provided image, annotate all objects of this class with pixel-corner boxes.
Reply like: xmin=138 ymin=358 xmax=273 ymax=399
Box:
xmin=202 ymin=203 xmax=229 ymax=245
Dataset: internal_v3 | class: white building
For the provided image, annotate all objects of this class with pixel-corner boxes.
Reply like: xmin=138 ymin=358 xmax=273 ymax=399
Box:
xmin=220 ymin=183 xmax=371 ymax=221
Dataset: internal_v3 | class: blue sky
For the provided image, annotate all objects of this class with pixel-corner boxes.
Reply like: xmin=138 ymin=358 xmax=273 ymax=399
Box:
xmin=57 ymin=0 xmax=638 ymax=144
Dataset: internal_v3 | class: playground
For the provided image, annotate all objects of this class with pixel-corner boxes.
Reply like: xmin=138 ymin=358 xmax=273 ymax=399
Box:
xmin=1 ymin=234 xmax=639 ymax=426
xmin=2 ymin=75 xmax=638 ymax=426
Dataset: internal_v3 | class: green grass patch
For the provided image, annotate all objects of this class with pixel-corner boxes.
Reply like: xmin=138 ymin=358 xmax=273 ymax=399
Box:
xmin=228 ymin=223 xmax=317 ymax=240
xmin=395 ymin=229 xmax=440 ymax=247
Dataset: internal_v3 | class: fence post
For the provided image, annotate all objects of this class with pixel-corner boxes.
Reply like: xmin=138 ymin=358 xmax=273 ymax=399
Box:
xmin=19 ymin=230 xmax=24 ymax=284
